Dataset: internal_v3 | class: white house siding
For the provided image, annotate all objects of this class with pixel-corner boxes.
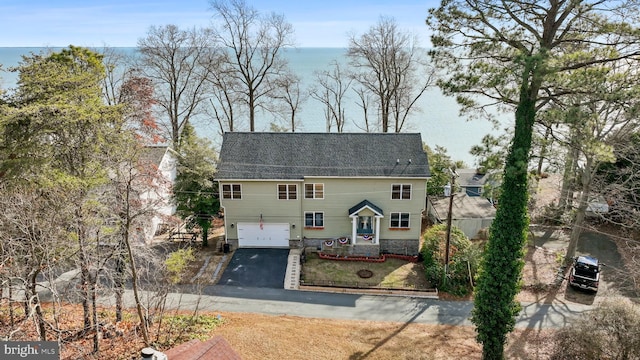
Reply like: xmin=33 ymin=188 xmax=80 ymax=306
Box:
xmin=141 ymin=148 xmax=177 ymax=243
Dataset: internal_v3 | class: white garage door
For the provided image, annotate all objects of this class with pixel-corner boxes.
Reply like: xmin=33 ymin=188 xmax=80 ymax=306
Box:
xmin=237 ymin=222 xmax=290 ymax=248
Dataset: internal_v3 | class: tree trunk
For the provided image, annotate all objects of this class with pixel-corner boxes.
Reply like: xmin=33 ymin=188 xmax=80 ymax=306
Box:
xmin=473 ymin=57 xmax=542 ymax=360
xmin=114 ymin=241 xmax=126 ymax=322
xmin=202 ymin=225 xmax=209 ymax=247
xmin=123 ymin=226 xmax=150 ymax=345
xmin=29 ymin=271 xmax=47 ymax=341
xmin=559 ymin=135 xmax=580 ymax=212
xmin=565 ymin=158 xmax=593 ymax=264
xmin=92 ymin=280 xmax=100 ymax=353
xmin=536 ymin=127 xmax=551 ymax=177
xmin=78 ymin=240 xmax=92 ymax=330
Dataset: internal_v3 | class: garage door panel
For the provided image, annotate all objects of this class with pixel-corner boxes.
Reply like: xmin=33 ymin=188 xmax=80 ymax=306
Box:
xmin=237 ymin=223 xmax=290 ymax=248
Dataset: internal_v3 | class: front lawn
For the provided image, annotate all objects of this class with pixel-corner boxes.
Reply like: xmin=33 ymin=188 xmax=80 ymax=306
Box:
xmin=300 ymin=252 xmax=432 ymax=290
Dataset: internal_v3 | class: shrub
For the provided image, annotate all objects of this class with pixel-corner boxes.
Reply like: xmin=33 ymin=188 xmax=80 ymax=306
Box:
xmin=165 ymin=247 xmax=196 ymax=284
xmin=421 ymin=224 xmax=481 ymax=296
xmin=550 ymin=299 xmax=640 ymax=359
xmin=159 ymin=314 xmax=225 ymax=346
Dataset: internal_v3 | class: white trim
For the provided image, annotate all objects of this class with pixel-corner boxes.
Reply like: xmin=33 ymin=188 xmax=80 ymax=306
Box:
xmin=221 ymin=183 xmax=242 ymax=199
xmin=304 ymin=176 xmax=429 ymax=180
xmin=277 ymin=183 xmax=298 ymax=200
xmin=389 ymin=212 xmax=411 ymax=228
xmin=304 ymin=211 xmax=324 ymax=227
xmin=304 ymin=183 xmax=325 ymax=199
xmin=217 ymin=178 xmax=305 ymax=182
xmin=391 ymin=183 xmax=412 ymax=200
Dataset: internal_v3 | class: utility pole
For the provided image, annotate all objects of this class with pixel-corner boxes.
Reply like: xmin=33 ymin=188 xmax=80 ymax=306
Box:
xmin=444 ymin=168 xmax=458 ymax=276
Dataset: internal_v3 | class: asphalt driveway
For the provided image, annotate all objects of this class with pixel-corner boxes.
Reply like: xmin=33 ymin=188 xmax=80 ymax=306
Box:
xmin=217 ymin=248 xmax=289 ymax=288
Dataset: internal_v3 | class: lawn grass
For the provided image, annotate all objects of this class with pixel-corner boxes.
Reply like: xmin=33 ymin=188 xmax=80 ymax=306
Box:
xmin=301 ymin=252 xmax=431 ymax=290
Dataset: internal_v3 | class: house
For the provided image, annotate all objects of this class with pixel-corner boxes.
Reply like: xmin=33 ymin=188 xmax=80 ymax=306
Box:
xmin=456 ymin=169 xmax=490 ymax=197
xmin=428 ymin=193 xmax=496 ymax=239
xmin=138 ymin=145 xmax=178 ymax=243
xmin=215 ymin=132 xmax=430 ymax=256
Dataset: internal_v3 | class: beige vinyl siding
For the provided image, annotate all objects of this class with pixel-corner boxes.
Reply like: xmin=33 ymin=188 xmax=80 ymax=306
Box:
xmin=301 ymin=178 xmax=426 ymax=240
xmin=220 ymin=181 xmax=303 ymax=240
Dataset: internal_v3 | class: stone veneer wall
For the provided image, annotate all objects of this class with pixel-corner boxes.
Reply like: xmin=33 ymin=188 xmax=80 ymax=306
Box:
xmin=226 ymin=238 xmax=418 ymax=255
xmin=302 ymin=238 xmax=420 ymax=257
xmin=350 ymin=244 xmax=381 ymax=257
xmin=379 ymin=238 xmax=420 ymax=256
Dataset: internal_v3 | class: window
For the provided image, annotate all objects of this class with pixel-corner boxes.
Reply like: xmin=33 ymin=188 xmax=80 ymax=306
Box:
xmin=305 ymin=183 xmax=324 ymax=199
xmin=390 ymin=212 xmax=410 ymax=228
xmin=391 ymin=184 xmax=412 ymax=200
xmin=304 ymin=212 xmax=324 ymax=227
xmin=278 ymin=184 xmax=297 ymax=200
xmin=221 ymin=184 xmax=242 ymax=199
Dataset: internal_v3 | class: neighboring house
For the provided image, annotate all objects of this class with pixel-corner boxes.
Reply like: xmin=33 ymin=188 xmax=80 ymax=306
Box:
xmin=428 ymin=193 xmax=496 ymax=239
xmin=215 ymin=132 xmax=430 ymax=256
xmin=456 ymin=169 xmax=490 ymax=197
xmin=138 ymin=145 xmax=178 ymax=243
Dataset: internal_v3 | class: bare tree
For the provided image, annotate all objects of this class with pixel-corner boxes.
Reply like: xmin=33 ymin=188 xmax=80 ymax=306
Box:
xmin=101 ymin=47 xmax=135 ymax=106
xmin=137 ymin=25 xmax=219 ymax=148
xmin=309 ymin=61 xmax=352 ymax=133
xmin=0 ymin=185 xmax=72 ymax=342
xmin=348 ymin=16 xmax=433 ymax=133
xmin=550 ymin=62 xmax=640 ymax=261
xmin=209 ymin=0 xmax=295 ymax=131
xmin=207 ymin=61 xmax=245 ymax=134
xmin=268 ymin=71 xmax=305 ymax=132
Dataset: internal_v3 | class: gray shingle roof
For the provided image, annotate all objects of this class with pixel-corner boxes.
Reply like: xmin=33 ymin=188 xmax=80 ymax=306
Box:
xmin=216 ymin=132 xmax=430 ymax=180
xmin=140 ymin=146 xmax=169 ymax=168
xmin=457 ymin=169 xmax=489 ymax=187
xmin=349 ymin=199 xmax=384 ymax=216
xmin=431 ymin=194 xmax=496 ymax=220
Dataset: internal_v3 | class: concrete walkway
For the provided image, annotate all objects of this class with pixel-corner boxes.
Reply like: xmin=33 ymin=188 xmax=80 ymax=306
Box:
xmin=284 ymin=248 xmax=302 ymax=290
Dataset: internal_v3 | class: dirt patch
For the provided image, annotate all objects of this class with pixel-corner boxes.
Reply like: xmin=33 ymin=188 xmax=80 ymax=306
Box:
xmin=518 ymin=244 xmax=565 ymax=303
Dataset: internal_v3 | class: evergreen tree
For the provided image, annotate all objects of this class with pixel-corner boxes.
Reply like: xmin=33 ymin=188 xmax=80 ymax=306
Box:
xmin=0 ymin=46 xmax=128 ymax=350
xmin=173 ymin=123 xmax=219 ymax=247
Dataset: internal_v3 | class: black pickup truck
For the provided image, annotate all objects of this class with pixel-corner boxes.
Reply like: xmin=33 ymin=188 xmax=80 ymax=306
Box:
xmin=568 ymin=256 xmax=601 ymax=292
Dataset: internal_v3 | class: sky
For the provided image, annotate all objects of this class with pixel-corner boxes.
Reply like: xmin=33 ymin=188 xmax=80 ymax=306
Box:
xmin=0 ymin=0 xmax=437 ymax=48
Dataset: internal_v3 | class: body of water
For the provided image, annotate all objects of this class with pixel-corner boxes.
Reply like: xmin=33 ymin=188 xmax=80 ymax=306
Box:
xmin=0 ymin=47 xmax=508 ymax=166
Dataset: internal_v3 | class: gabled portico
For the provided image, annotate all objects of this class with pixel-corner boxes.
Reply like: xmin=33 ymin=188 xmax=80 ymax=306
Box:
xmin=348 ymin=200 xmax=384 ymax=245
